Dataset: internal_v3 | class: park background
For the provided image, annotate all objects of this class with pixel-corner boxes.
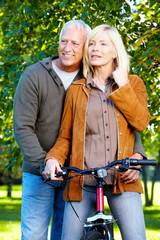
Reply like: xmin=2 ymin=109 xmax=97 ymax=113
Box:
xmin=0 ymin=0 xmax=160 ymax=239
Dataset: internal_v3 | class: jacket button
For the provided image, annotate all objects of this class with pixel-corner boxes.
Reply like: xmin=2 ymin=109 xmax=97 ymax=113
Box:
xmin=120 ymin=132 xmax=122 ymax=135
xmin=119 ymin=151 xmax=121 ymax=154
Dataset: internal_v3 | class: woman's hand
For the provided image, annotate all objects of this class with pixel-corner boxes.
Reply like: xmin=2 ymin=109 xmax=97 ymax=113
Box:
xmin=42 ymin=158 xmax=63 ymax=181
xmin=113 ymin=66 xmax=129 ymax=87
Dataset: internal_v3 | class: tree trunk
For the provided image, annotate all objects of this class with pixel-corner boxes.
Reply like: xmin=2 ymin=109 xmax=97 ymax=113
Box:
xmin=150 ymin=162 xmax=160 ymax=204
xmin=142 ymin=166 xmax=150 ymax=206
xmin=7 ymin=166 xmax=12 ymax=197
xmin=142 ymin=158 xmax=160 ymax=206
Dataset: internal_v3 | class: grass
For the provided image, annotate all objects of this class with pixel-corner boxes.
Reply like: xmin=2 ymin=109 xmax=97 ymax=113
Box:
xmin=0 ymin=182 xmax=160 ymax=240
xmin=0 ymin=185 xmax=22 ymax=240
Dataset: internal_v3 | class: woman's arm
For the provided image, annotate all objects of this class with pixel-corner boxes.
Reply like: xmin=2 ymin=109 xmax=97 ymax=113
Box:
xmin=110 ymin=72 xmax=150 ymax=131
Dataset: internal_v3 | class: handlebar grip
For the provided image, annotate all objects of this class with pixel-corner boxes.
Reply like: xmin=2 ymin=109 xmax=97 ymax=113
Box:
xmin=129 ymin=159 xmax=157 ymax=166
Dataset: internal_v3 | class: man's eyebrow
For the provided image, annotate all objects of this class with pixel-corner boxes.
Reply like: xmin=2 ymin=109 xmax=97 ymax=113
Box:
xmin=72 ymin=40 xmax=80 ymax=44
xmin=61 ymin=38 xmax=80 ymax=44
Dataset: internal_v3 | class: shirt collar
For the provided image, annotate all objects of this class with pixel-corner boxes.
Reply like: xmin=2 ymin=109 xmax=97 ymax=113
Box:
xmin=86 ymin=73 xmax=114 ymax=90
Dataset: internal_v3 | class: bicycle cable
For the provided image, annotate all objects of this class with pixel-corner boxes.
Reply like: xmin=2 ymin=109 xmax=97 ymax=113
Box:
xmin=66 ymin=168 xmax=118 ymax=226
xmin=67 ymin=173 xmax=86 ymax=225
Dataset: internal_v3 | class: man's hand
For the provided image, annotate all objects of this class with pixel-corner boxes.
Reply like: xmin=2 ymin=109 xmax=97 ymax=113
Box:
xmin=42 ymin=158 xmax=63 ymax=181
xmin=120 ymin=153 xmax=143 ymax=184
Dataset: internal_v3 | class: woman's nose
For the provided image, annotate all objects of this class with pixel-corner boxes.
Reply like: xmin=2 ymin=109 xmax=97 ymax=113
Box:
xmin=93 ymin=43 xmax=98 ymax=51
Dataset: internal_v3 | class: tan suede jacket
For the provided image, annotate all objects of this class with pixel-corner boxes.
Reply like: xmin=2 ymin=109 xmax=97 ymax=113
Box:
xmin=46 ymin=75 xmax=150 ymax=201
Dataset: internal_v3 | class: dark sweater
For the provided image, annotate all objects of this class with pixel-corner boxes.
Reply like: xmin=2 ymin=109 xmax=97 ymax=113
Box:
xmin=13 ymin=56 xmax=83 ymax=175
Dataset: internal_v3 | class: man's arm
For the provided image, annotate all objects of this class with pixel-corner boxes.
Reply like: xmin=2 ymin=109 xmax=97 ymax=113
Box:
xmin=120 ymin=131 xmax=146 ymax=184
xmin=13 ymin=68 xmax=46 ymax=172
xmin=133 ymin=131 xmax=147 ymax=159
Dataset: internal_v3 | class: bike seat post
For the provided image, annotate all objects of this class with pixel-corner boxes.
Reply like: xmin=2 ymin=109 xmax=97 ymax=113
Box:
xmin=96 ymin=178 xmax=104 ymax=213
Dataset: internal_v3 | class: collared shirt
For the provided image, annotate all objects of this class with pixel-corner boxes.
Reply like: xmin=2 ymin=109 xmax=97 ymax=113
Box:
xmin=84 ymin=74 xmax=117 ymax=186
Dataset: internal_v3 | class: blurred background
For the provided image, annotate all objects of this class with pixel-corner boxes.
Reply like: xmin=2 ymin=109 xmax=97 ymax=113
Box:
xmin=0 ymin=0 xmax=159 ymax=239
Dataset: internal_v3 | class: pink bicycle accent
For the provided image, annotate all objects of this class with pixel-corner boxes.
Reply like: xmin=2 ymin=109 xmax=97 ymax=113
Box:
xmin=97 ymin=187 xmax=104 ymax=212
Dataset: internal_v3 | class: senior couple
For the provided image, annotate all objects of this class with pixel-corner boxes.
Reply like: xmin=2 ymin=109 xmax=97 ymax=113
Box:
xmin=14 ymin=20 xmax=150 ymax=240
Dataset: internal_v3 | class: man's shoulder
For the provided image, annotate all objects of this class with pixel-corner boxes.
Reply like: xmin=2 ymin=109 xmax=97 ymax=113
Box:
xmin=25 ymin=56 xmax=52 ymax=73
xmin=19 ymin=57 xmax=54 ymax=87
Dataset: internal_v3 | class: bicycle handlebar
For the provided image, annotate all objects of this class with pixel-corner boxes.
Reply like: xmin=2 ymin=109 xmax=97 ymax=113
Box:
xmin=125 ymin=159 xmax=157 ymax=166
xmin=56 ymin=158 xmax=157 ymax=178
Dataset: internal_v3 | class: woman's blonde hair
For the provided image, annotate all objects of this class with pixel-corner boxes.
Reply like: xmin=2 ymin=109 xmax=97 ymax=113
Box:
xmin=83 ymin=24 xmax=130 ymax=78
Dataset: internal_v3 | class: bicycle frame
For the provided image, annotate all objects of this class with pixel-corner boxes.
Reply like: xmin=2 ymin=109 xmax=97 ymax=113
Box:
xmin=83 ymin=171 xmax=114 ymax=240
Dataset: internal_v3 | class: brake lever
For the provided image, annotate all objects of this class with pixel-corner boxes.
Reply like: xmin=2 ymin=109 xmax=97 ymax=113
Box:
xmin=56 ymin=167 xmax=68 ymax=177
xmin=43 ymin=177 xmax=51 ymax=183
xmin=128 ymin=167 xmax=142 ymax=172
xmin=118 ymin=166 xmax=129 ymax=172
xmin=118 ymin=166 xmax=142 ymax=172
xmin=43 ymin=167 xmax=68 ymax=183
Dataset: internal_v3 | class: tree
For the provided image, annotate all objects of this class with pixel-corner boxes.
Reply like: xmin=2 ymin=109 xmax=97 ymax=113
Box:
xmin=0 ymin=0 xmax=159 ymax=202
xmin=141 ymin=126 xmax=160 ymax=206
xmin=125 ymin=0 xmax=160 ymax=206
xmin=0 ymin=0 xmax=132 ymax=193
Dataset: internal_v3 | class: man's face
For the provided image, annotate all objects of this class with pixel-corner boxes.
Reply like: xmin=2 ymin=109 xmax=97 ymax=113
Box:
xmin=57 ymin=27 xmax=86 ymax=72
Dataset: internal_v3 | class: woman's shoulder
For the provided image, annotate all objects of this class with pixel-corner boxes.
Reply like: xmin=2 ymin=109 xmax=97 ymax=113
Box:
xmin=67 ymin=78 xmax=87 ymax=92
xmin=66 ymin=78 xmax=87 ymax=96
xmin=73 ymin=78 xmax=87 ymax=85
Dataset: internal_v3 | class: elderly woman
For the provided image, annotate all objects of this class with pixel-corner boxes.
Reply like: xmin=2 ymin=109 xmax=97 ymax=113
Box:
xmin=43 ymin=24 xmax=150 ymax=240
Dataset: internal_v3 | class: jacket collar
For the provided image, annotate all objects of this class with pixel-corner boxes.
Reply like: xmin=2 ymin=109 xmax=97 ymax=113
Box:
xmin=73 ymin=78 xmax=87 ymax=85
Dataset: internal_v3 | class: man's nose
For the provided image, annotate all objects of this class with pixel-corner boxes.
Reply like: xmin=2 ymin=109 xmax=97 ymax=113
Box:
xmin=64 ymin=41 xmax=72 ymax=51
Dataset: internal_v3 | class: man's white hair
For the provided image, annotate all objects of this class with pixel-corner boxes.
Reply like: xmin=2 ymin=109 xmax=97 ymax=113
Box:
xmin=59 ymin=20 xmax=91 ymax=42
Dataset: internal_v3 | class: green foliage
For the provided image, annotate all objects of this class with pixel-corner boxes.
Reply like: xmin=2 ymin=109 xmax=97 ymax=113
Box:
xmin=0 ymin=0 xmax=159 ymax=174
xmin=128 ymin=1 xmax=160 ymax=159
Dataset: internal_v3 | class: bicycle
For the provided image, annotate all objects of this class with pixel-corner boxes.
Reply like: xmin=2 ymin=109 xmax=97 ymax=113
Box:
xmin=45 ymin=158 xmax=157 ymax=240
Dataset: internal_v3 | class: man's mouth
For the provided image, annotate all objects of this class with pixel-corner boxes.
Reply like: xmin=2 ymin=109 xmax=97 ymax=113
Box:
xmin=63 ymin=53 xmax=74 ymax=58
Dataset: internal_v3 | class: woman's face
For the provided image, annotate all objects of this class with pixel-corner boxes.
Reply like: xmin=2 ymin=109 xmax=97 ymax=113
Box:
xmin=88 ymin=31 xmax=116 ymax=68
